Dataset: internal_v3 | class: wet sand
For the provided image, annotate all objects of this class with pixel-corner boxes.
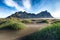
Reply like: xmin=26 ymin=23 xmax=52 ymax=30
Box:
xmin=0 ymin=23 xmax=48 ymax=40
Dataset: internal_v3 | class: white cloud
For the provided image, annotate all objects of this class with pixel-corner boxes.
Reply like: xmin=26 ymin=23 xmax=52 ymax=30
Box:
xmin=22 ymin=0 xmax=31 ymax=10
xmin=51 ymin=1 xmax=60 ymax=18
xmin=4 ymin=0 xmax=25 ymax=11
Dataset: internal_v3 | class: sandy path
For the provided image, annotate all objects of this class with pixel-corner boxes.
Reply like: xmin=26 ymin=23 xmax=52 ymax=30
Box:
xmin=0 ymin=23 xmax=48 ymax=40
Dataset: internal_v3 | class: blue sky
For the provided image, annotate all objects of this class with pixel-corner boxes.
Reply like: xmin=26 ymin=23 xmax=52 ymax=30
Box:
xmin=0 ymin=0 xmax=60 ymax=18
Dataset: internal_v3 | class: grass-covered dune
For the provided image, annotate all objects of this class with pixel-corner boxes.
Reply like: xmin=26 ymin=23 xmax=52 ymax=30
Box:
xmin=0 ymin=19 xmax=26 ymax=30
xmin=21 ymin=23 xmax=60 ymax=40
xmin=52 ymin=20 xmax=60 ymax=24
xmin=36 ymin=19 xmax=48 ymax=23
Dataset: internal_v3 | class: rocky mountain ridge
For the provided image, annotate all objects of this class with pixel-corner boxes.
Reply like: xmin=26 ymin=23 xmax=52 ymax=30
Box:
xmin=7 ymin=10 xmax=53 ymax=18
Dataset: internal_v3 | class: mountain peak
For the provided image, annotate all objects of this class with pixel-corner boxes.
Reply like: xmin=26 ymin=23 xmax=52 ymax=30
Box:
xmin=37 ymin=10 xmax=53 ymax=18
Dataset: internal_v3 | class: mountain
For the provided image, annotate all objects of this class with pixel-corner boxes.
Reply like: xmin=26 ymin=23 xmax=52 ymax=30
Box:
xmin=36 ymin=10 xmax=53 ymax=18
xmin=7 ymin=10 xmax=53 ymax=18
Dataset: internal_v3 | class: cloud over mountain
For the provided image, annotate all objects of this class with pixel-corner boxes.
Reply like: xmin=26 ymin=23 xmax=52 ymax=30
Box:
xmin=4 ymin=0 xmax=32 ymax=11
xmin=22 ymin=0 xmax=31 ymax=10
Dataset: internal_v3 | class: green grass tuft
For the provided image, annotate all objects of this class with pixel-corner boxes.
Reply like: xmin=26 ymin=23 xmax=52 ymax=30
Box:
xmin=0 ymin=19 xmax=26 ymax=30
xmin=21 ymin=20 xmax=32 ymax=24
xmin=21 ymin=23 xmax=60 ymax=40
xmin=52 ymin=20 xmax=60 ymax=24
